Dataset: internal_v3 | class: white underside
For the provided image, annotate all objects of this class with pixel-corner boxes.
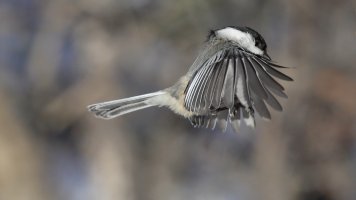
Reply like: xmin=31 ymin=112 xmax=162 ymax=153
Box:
xmin=244 ymin=114 xmax=255 ymax=127
xmin=146 ymin=92 xmax=193 ymax=118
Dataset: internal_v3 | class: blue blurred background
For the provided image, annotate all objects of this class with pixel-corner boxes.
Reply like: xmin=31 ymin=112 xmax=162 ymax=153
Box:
xmin=0 ymin=0 xmax=355 ymax=200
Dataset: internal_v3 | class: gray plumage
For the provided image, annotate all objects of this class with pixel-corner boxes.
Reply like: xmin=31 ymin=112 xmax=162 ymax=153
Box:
xmin=87 ymin=26 xmax=293 ymax=132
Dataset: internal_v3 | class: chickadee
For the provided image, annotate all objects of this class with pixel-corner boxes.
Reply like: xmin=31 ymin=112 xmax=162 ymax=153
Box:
xmin=88 ymin=26 xmax=293 ymax=131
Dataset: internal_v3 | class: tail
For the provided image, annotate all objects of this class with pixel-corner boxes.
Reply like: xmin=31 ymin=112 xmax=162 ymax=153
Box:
xmin=87 ymin=91 xmax=166 ymax=119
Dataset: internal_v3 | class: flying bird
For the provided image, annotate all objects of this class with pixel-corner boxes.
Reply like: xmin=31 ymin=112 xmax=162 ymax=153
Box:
xmin=88 ymin=26 xmax=293 ymax=131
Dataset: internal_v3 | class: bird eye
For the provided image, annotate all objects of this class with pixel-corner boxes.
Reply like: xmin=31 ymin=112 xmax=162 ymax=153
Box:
xmin=255 ymin=39 xmax=266 ymax=51
xmin=255 ymin=40 xmax=261 ymax=48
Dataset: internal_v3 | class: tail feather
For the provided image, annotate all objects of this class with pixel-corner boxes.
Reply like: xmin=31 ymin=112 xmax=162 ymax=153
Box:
xmin=88 ymin=91 xmax=165 ymax=119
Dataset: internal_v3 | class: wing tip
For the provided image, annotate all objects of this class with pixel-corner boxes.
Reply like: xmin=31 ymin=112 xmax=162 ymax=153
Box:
xmin=267 ymin=60 xmax=295 ymax=68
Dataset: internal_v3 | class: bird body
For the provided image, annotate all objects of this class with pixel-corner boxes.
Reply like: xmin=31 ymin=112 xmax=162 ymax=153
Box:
xmin=88 ymin=26 xmax=293 ymax=131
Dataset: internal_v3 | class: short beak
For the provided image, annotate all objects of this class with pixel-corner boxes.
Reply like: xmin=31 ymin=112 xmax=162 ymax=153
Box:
xmin=264 ymin=52 xmax=271 ymax=60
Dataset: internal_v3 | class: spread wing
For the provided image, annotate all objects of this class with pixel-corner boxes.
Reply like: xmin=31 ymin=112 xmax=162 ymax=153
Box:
xmin=184 ymin=47 xmax=292 ymax=129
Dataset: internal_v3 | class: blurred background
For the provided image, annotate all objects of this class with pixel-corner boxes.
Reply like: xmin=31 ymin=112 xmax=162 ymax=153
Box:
xmin=0 ymin=0 xmax=355 ymax=199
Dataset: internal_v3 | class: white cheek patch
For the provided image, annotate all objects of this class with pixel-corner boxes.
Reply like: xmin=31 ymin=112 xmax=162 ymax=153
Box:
xmin=216 ymin=27 xmax=263 ymax=55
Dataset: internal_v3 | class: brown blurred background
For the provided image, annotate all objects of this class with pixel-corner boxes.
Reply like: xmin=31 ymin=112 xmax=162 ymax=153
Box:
xmin=0 ymin=0 xmax=355 ymax=200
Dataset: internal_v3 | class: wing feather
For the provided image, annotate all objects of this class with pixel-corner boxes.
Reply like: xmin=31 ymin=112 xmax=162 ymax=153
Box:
xmin=235 ymin=56 xmax=250 ymax=108
xmin=192 ymin=64 xmax=212 ymax=111
xmin=255 ymin=58 xmax=293 ymax=81
xmin=231 ymin=107 xmax=241 ymax=132
xmin=186 ymin=56 xmax=217 ymax=111
xmin=185 ymin=70 xmax=200 ymax=110
xmin=221 ymin=58 xmax=235 ymax=109
xmin=251 ymin=91 xmax=271 ymax=119
xmin=242 ymin=56 xmax=268 ymax=100
xmin=249 ymin=58 xmax=285 ymax=92
xmin=196 ymin=62 xmax=217 ymax=112
xmin=185 ymin=50 xmax=227 ymax=112
xmin=193 ymin=62 xmax=216 ymax=112
xmin=211 ymin=59 xmax=228 ymax=109
xmin=217 ymin=109 xmax=229 ymax=132
xmin=205 ymin=62 xmax=222 ymax=108
xmin=183 ymin=45 xmax=292 ymax=129
xmin=264 ymin=87 xmax=283 ymax=111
